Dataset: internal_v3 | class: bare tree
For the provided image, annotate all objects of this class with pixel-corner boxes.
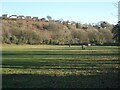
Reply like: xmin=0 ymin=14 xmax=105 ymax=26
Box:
xmin=46 ymin=16 xmax=52 ymax=21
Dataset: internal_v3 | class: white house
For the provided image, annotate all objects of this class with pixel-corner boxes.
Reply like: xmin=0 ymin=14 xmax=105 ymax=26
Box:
xmin=17 ymin=15 xmax=25 ymax=19
xmin=32 ymin=17 xmax=38 ymax=21
xmin=9 ymin=15 xmax=17 ymax=19
xmin=26 ymin=16 xmax=32 ymax=20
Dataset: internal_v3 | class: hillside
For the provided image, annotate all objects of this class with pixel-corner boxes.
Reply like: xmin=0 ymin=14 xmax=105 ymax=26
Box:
xmin=1 ymin=19 xmax=114 ymax=45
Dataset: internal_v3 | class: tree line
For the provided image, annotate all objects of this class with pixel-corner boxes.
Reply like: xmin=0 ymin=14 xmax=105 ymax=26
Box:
xmin=1 ymin=18 xmax=120 ymax=45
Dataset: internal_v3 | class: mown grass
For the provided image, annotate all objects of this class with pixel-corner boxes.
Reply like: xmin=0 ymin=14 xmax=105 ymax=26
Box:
xmin=2 ymin=45 xmax=120 ymax=88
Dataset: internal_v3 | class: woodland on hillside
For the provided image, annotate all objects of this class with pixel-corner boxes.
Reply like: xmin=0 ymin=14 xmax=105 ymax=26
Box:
xmin=1 ymin=17 xmax=120 ymax=45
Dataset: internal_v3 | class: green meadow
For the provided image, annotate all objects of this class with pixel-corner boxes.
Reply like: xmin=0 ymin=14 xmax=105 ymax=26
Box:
xmin=2 ymin=45 xmax=120 ymax=88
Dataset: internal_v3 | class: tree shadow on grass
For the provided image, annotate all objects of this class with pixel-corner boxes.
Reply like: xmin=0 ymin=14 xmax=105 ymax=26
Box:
xmin=2 ymin=72 xmax=120 ymax=88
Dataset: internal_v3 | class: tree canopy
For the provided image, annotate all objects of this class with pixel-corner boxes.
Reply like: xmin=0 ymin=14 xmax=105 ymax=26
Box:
xmin=112 ymin=22 xmax=120 ymax=44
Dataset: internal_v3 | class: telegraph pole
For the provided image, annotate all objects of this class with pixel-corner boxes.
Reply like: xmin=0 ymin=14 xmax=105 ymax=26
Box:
xmin=118 ymin=1 xmax=120 ymax=22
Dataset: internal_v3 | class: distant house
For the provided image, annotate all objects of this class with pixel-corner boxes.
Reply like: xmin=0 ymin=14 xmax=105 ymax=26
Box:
xmin=68 ymin=22 xmax=71 ymax=25
xmin=26 ymin=16 xmax=32 ymax=20
xmin=55 ymin=20 xmax=59 ymax=22
xmin=32 ymin=17 xmax=38 ymax=21
xmin=17 ymin=15 xmax=25 ymax=19
xmin=63 ymin=20 xmax=71 ymax=25
xmin=45 ymin=20 xmax=49 ymax=22
xmin=54 ymin=20 xmax=59 ymax=23
xmin=2 ymin=14 xmax=7 ymax=19
xmin=71 ymin=21 xmax=76 ymax=25
xmin=66 ymin=20 xmax=71 ymax=25
xmin=82 ymin=24 xmax=88 ymax=29
xmin=9 ymin=15 xmax=17 ymax=19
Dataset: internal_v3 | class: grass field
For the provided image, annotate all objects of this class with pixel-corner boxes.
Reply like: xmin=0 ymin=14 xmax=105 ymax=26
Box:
xmin=2 ymin=45 xmax=120 ymax=88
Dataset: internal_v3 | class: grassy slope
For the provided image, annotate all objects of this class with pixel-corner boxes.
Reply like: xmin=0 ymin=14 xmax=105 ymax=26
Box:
xmin=2 ymin=45 xmax=120 ymax=88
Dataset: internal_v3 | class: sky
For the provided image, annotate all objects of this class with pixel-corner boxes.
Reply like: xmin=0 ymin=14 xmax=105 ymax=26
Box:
xmin=1 ymin=2 xmax=118 ymax=24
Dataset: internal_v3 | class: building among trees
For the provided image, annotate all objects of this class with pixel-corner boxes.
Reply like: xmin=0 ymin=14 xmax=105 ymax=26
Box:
xmin=2 ymin=14 xmax=7 ymax=19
